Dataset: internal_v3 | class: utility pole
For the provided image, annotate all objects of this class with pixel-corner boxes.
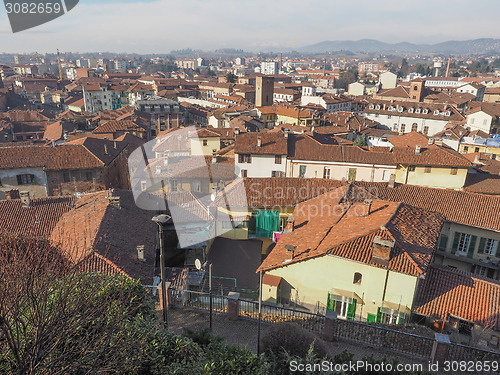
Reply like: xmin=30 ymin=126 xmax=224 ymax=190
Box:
xmin=152 ymin=214 xmax=171 ymax=328
xmin=257 ymin=269 xmax=263 ymax=355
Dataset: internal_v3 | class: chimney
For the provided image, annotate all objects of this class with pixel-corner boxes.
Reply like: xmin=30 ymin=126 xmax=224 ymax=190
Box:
xmin=286 ymin=217 xmax=296 ymax=232
xmin=428 ymin=138 xmax=434 ymax=146
xmin=257 ymin=136 xmax=262 ymax=147
xmin=474 ymin=154 xmax=480 ymax=164
xmin=388 ymin=174 xmax=396 ymax=189
xmin=137 ymin=245 xmax=145 ymax=261
xmin=108 ymin=191 xmax=121 ymax=208
xmin=284 ymin=129 xmax=289 ymax=139
xmin=359 ymin=199 xmax=372 ymax=217
xmin=212 ymin=150 xmax=217 ymax=164
xmin=234 ymin=127 xmax=240 ymax=136
xmin=5 ymin=189 xmax=20 ymax=200
xmin=371 ymin=236 xmax=395 ymax=266
xmin=163 ymin=155 xmax=169 ymax=166
xmin=435 ymin=139 xmax=443 ymax=146
xmin=20 ymin=191 xmax=31 ymax=207
xmin=113 ymin=141 xmax=117 ymax=149
xmin=415 ymin=145 xmax=421 ymax=155
xmin=104 ymin=144 xmax=109 ymax=155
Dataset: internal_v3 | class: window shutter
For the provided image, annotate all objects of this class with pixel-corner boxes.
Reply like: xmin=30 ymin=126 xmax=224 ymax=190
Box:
xmin=398 ymin=312 xmax=406 ymax=324
xmin=248 ymin=154 xmax=252 ymax=163
xmin=451 ymin=232 xmax=460 ymax=254
xmin=30 ymin=174 xmax=35 ymax=184
xmin=238 ymin=154 xmax=243 ymax=163
xmin=493 ymin=241 xmax=499 ymax=257
xmin=467 ymin=236 xmax=477 ymax=258
xmin=17 ymin=175 xmax=22 ymax=185
xmin=438 ymin=236 xmax=448 ymax=251
xmin=376 ymin=307 xmax=382 ymax=323
xmin=478 ymin=238 xmax=486 ymax=254
xmin=347 ymin=299 xmax=356 ymax=321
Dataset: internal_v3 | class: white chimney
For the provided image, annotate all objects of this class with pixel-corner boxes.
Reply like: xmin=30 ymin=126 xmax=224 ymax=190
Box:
xmin=20 ymin=191 xmax=31 ymax=207
xmin=257 ymin=136 xmax=262 ymax=147
xmin=104 ymin=144 xmax=109 ymax=155
xmin=415 ymin=145 xmax=422 ymax=155
xmin=137 ymin=245 xmax=145 ymax=261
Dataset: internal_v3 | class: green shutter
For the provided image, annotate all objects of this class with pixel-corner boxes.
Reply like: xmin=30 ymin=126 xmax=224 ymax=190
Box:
xmin=478 ymin=238 xmax=487 ymax=254
xmin=493 ymin=241 xmax=499 ymax=257
xmin=367 ymin=313 xmax=377 ymax=323
xmin=327 ymin=293 xmax=335 ymax=311
xmin=398 ymin=313 xmax=406 ymax=324
xmin=347 ymin=299 xmax=356 ymax=321
xmin=451 ymin=232 xmax=460 ymax=254
xmin=255 ymin=210 xmax=279 ymax=238
xmin=467 ymin=236 xmax=477 ymax=258
xmin=376 ymin=307 xmax=382 ymax=323
xmin=438 ymin=236 xmax=448 ymax=251
xmin=30 ymin=174 xmax=35 ymax=184
xmin=16 ymin=175 xmax=22 ymax=185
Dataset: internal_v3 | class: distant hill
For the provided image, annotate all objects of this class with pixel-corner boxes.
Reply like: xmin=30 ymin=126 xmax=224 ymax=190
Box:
xmin=298 ymin=38 xmax=500 ymax=54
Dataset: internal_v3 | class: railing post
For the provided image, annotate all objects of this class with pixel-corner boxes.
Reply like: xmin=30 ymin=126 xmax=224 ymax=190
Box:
xmin=323 ymin=310 xmax=338 ymax=342
xmin=226 ymin=292 xmax=240 ymax=321
xmin=431 ymin=333 xmax=451 ymax=363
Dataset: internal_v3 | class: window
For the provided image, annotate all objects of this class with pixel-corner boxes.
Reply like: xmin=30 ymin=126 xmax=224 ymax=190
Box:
xmin=411 ymin=123 xmax=418 ymax=132
xmin=450 ymin=168 xmax=458 ymax=175
xmin=271 ymin=171 xmax=283 ymax=177
xmin=400 ymin=124 xmax=406 ymax=133
xmin=275 ymin=155 xmax=282 ymax=164
xmin=408 ymin=165 xmax=416 ymax=172
xmin=17 ymin=174 xmax=35 ymax=185
xmin=238 ymin=154 xmax=251 ymax=163
xmin=423 ymin=126 xmax=429 ymax=135
xmin=348 ymin=168 xmax=357 ymax=182
xmin=452 ymin=232 xmax=477 ymax=257
xmin=474 ymin=147 xmax=480 ymax=153
xmin=86 ymin=171 xmax=93 ymax=181
xmin=424 ymin=166 xmax=432 ymax=173
xmin=478 ymin=238 xmax=499 ymax=256
xmin=299 ymin=165 xmax=307 ymax=178
xmin=323 ymin=167 xmax=331 ymax=179
xmin=241 ymin=169 xmax=247 ymax=178
xmin=353 ymin=272 xmax=362 ymax=284
xmin=202 ymin=139 xmax=208 ymax=146
xmin=463 ymin=146 xmax=469 ymax=153
xmin=327 ymin=294 xmax=356 ymax=320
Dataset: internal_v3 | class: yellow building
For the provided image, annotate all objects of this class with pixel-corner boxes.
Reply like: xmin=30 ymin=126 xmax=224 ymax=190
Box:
xmin=257 ymin=185 xmax=445 ymax=324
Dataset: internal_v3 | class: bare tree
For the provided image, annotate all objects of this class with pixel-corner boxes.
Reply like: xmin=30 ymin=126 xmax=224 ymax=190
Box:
xmin=0 ymin=234 xmax=153 ymax=375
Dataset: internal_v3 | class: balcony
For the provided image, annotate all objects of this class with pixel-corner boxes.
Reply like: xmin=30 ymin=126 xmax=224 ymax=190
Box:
xmin=435 ymin=249 xmax=499 ymax=270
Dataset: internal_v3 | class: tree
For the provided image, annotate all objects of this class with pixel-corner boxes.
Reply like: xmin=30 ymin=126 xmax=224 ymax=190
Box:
xmin=354 ymin=134 xmax=368 ymax=147
xmin=0 ymin=234 xmax=153 ymax=375
xmin=225 ymin=72 xmax=237 ymax=83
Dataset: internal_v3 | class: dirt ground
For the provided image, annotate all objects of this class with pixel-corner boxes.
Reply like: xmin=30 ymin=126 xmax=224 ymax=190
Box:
xmin=167 ymin=307 xmax=430 ymax=368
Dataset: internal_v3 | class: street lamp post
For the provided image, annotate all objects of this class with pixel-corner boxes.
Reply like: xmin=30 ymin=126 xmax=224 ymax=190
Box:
xmin=196 ymin=259 xmax=213 ymax=332
xmin=152 ymin=214 xmax=171 ymax=328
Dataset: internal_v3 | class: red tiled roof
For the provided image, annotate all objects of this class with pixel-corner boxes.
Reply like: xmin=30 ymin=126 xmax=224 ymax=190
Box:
xmin=263 ymin=274 xmax=282 ymax=287
xmin=235 ymin=132 xmax=288 ymax=155
xmin=212 ymin=177 xmax=346 ymax=208
xmin=355 ymin=181 xmax=500 ymax=232
xmin=0 ymin=145 xmax=104 ymax=170
xmin=0 ymin=196 xmax=74 ymax=238
xmin=414 ymin=265 xmax=500 ymax=330
xmin=43 ymin=121 xmax=63 ymax=141
xmin=258 ymin=185 xmax=445 ymax=276
xmin=389 ymin=131 xmax=428 ymax=148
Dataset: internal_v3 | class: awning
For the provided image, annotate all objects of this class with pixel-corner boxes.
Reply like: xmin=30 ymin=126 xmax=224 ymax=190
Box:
xmin=330 ymin=288 xmax=364 ymax=305
xmin=381 ymin=301 xmax=411 ymax=315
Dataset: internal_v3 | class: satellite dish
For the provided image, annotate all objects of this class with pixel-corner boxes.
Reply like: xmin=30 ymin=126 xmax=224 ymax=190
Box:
xmin=210 ymin=194 xmax=215 ymax=202
xmin=195 ymin=258 xmax=202 ymax=271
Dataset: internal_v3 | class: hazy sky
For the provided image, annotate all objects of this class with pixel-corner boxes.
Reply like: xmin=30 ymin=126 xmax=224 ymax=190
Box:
xmin=1 ymin=0 xmax=499 ymax=54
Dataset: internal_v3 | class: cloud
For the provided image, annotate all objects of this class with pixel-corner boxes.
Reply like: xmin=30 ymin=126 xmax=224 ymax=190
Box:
xmin=0 ymin=0 xmax=499 ymax=53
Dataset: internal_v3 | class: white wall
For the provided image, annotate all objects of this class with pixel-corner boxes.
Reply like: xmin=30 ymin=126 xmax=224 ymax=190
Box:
xmin=235 ymin=154 xmax=287 ymax=178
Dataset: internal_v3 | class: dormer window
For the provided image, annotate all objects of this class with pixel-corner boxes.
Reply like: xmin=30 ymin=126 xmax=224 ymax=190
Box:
xmin=388 ymin=106 xmax=394 ymax=111
xmin=398 ymin=107 xmax=404 ymax=113
xmin=369 ymin=104 xmax=374 ymax=109
xmin=422 ymin=109 xmax=429 ymax=114
xmin=445 ymin=111 xmax=451 ymax=116
xmin=375 ymin=105 xmax=381 ymax=110
xmin=415 ymin=108 xmax=421 ymax=114
xmin=434 ymin=110 xmax=440 ymax=115
xmin=408 ymin=108 xmax=414 ymax=113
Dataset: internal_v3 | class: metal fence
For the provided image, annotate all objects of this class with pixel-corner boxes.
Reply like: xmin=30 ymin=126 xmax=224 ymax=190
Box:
xmin=168 ymin=288 xmax=500 ymax=362
xmin=447 ymin=342 xmax=500 ymax=362
xmin=238 ymin=298 xmax=325 ymax=334
xmin=334 ymin=319 xmax=435 ymax=359
xmin=170 ymin=289 xmax=228 ymax=314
